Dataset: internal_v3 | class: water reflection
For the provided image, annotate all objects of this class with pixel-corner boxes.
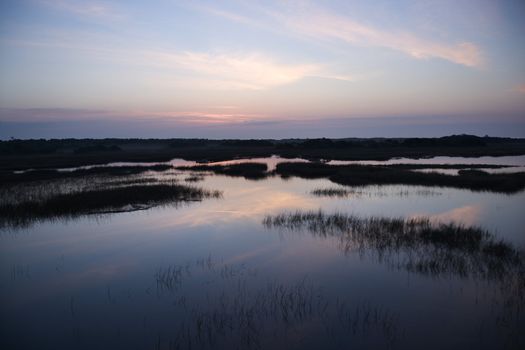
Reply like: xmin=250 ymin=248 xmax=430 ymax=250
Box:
xmin=1 ymin=157 xmax=525 ymax=349
xmin=263 ymin=211 xmax=523 ymax=281
xmin=47 ymin=155 xmax=525 ymax=174
xmin=418 ymin=204 xmax=484 ymax=227
xmin=263 ymin=210 xmax=525 ymax=347
xmin=151 ymin=256 xmax=402 ymax=349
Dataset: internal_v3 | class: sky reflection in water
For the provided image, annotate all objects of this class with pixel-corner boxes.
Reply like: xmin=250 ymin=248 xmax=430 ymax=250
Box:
xmin=1 ymin=157 xmax=524 ymax=349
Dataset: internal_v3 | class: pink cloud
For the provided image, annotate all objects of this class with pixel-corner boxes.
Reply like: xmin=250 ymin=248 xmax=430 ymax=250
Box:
xmin=283 ymin=9 xmax=483 ymax=68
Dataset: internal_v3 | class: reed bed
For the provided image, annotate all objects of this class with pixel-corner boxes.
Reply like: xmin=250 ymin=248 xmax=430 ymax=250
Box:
xmin=0 ymin=164 xmax=174 ymax=184
xmin=0 ymin=184 xmax=221 ymax=229
xmin=150 ymin=256 xmax=402 ymax=348
xmin=262 ymin=211 xmax=525 ymax=336
xmin=263 ymin=211 xmax=523 ymax=281
xmin=152 ymin=271 xmax=400 ymax=349
xmin=184 ymin=174 xmax=206 ymax=182
xmin=311 ymin=187 xmax=442 ymax=198
xmin=177 ymin=162 xmax=269 ymax=180
xmin=275 ymin=162 xmax=525 ymax=193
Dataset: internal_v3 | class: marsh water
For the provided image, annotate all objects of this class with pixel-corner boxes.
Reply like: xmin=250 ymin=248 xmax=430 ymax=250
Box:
xmin=1 ymin=156 xmax=524 ymax=349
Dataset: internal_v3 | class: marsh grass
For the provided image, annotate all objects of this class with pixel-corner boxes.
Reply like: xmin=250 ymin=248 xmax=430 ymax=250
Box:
xmin=0 ymin=184 xmax=221 ymax=229
xmin=149 ymin=255 xmax=402 ymax=348
xmin=0 ymin=164 xmax=173 ymax=184
xmin=386 ymin=163 xmax=514 ymax=170
xmin=262 ymin=210 xmax=525 ymax=338
xmin=177 ymin=162 xmax=268 ymax=180
xmin=155 ymin=256 xmax=257 ymax=295
xmin=275 ymin=162 xmax=525 ymax=193
xmin=152 ymin=262 xmax=401 ymax=349
xmin=184 ymin=173 xmax=206 ymax=182
xmin=311 ymin=187 xmax=442 ymax=198
xmin=0 ymin=172 xmax=178 ymax=207
xmin=311 ymin=188 xmax=354 ymax=197
xmin=263 ymin=211 xmax=523 ymax=281
xmin=156 ymin=284 xmax=401 ymax=349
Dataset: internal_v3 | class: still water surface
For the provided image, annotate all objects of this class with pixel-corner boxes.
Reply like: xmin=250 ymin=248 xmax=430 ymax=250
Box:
xmin=1 ymin=157 xmax=524 ymax=349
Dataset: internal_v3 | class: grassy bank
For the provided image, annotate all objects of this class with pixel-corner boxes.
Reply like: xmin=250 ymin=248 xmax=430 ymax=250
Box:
xmin=177 ymin=162 xmax=268 ymax=180
xmin=0 ymin=184 xmax=221 ymax=229
xmin=275 ymin=162 xmax=525 ymax=193
xmin=0 ymin=164 xmax=173 ymax=184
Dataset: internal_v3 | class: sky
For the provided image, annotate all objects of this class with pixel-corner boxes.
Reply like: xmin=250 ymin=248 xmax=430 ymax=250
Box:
xmin=0 ymin=0 xmax=524 ymax=139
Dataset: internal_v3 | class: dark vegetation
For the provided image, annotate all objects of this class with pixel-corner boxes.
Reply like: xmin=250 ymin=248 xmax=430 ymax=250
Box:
xmin=263 ymin=211 xmax=525 ymax=338
xmin=263 ymin=211 xmax=525 ymax=284
xmin=184 ymin=173 xmax=206 ymax=182
xmin=0 ymin=164 xmax=173 ymax=184
xmin=311 ymin=188 xmax=354 ymax=197
xmin=275 ymin=162 xmax=525 ymax=193
xmin=263 ymin=210 xmax=525 ymax=336
xmin=176 ymin=161 xmax=525 ymax=193
xmin=384 ymin=163 xmax=513 ymax=169
xmin=0 ymin=184 xmax=221 ymax=229
xmin=177 ymin=162 xmax=268 ymax=180
xmin=151 ymin=256 xmax=401 ymax=349
xmin=311 ymin=187 xmax=442 ymax=198
xmin=73 ymin=144 xmax=122 ymax=154
xmin=2 ymin=134 xmax=525 ymax=170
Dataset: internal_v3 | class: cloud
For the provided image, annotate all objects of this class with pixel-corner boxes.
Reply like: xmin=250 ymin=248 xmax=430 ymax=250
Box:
xmin=3 ymin=30 xmax=349 ymax=90
xmin=127 ymin=110 xmax=261 ymax=124
xmin=284 ymin=10 xmax=482 ymax=67
xmin=0 ymin=107 xmax=262 ymax=125
xmin=197 ymin=3 xmax=483 ymax=68
xmin=0 ymin=107 xmax=115 ymax=122
xmin=140 ymin=50 xmax=339 ymax=90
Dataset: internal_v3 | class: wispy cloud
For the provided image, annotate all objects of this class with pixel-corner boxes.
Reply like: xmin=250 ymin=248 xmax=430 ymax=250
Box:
xmin=284 ymin=9 xmax=483 ymax=68
xmin=197 ymin=3 xmax=483 ymax=68
xmin=4 ymin=34 xmax=342 ymax=90
xmin=141 ymin=50 xmax=347 ymax=90
xmin=0 ymin=107 xmax=261 ymax=125
xmin=127 ymin=110 xmax=261 ymax=124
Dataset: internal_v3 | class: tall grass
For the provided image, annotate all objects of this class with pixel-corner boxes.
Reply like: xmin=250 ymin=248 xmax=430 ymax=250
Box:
xmin=311 ymin=187 xmax=442 ymax=198
xmin=177 ymin=162 xmax=268 ymax=180
xmin=263 ymin=210 xmax=525 ymax=337
xmin=0 ymin=164 xmax=173 ymax=184
xmin=0 ymin=184 xmax=221 ymax=229
xmin=263 ymin=211 xmax=523 ymax=281
xmin=275 ymin=162 xmax=525 ymax=193
xmin=151 ymin=261 xmax=401 ymax=349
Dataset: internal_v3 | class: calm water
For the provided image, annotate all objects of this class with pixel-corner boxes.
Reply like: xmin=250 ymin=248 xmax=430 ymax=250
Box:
xmin=1 ymin=157 xmax=524 ymax=349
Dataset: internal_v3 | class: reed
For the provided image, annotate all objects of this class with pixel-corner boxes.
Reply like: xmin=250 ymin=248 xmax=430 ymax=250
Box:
xmin=0 ymin=184 xmax=221 ymax=229
xmin=275 ymin=162 xmax=525 ymax=193
xmin=263 ymin=210 xmax=524 ymax=281
xmin=177 ymin=163 xmax=268 ymax=180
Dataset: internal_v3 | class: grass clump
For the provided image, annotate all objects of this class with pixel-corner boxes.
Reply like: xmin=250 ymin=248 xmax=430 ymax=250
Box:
xmin=184 ymin=174 xmax=206 ymax=182
xmin=311 ymin=188 xmax=354 ymax=197
xmin=311 ymin=186 xmax=442 ymax=198
xmin=177 ymin=162 xmax=268 ymax=180
xmin=0 ymin=164 xmax=173 ymax=185
xmin=0 ymin=184 xmax=221 ymax=229
xmin=263 ymin=210 xmax=523 ymax=280
xmin=275 ymin=162 xmax=525 ymax=193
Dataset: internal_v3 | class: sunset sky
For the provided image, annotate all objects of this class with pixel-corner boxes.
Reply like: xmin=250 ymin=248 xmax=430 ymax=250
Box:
xmin=1 ymin=0 xmax=524 ymax=138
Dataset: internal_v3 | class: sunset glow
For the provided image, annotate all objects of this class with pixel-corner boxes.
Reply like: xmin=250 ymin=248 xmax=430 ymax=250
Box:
xmin=1 ymin=0 xmax=524 ymax=138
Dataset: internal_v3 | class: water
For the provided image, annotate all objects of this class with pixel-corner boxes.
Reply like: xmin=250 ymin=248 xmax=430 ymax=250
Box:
xmin=1 ymin=157 xmax=524 ymax=349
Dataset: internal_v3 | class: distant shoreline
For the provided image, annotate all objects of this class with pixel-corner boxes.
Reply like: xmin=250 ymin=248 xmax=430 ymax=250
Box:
xmin=2 ymin=134 xmax=525 ymax=171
